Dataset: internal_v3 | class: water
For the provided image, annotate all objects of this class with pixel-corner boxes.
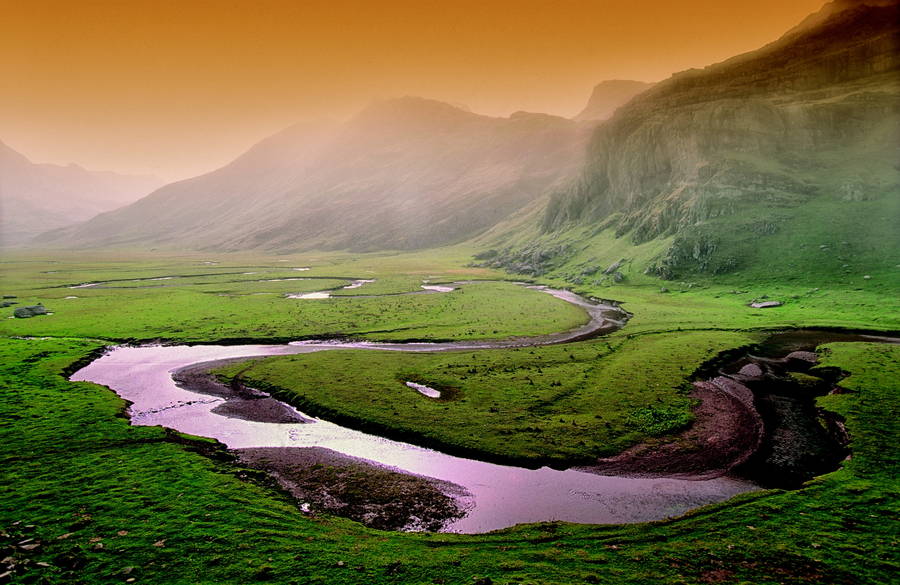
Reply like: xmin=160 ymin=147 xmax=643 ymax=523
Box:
xmin=69 ymin=285 xmax=756 ymax=533
xmin=72 ymin=343 xmax=755 ymax=533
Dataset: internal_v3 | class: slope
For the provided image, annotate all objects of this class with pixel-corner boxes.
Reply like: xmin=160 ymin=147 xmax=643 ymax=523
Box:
xmin=483 ymin=0 xmax=900 ymax=284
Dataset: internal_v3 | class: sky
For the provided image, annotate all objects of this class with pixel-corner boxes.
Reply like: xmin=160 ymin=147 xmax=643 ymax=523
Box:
xmin=2 ymin=0 xmax=825 ymax=181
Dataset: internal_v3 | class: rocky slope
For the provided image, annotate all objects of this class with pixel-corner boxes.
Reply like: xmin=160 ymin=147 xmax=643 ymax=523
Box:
xmin=538 ymin=0 xmax=899 ymax=278
xmin=0 ymin=141 xmax=162 ymax=246
xmin=37 ymin=99 xmax=593 ymax=252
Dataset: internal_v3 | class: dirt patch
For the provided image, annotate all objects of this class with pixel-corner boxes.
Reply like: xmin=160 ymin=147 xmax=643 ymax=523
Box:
xmin=580 ymin=378 xmax=763 ymax=479
xmin=233 ymin=446 xmax=472 ymax=531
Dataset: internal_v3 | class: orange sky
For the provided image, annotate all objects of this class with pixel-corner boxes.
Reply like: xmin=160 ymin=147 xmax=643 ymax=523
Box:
xmin=2 ymin=0 xmax=825 ymax=180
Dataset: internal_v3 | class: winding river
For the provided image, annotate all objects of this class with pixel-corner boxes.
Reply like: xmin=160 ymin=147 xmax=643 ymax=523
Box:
xmin=71 ymin=281 xmax=758 ymax=533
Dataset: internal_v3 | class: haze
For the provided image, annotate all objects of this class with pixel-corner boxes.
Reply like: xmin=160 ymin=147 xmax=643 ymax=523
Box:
xmin=3 ymin=0 xmax=823 ymax=181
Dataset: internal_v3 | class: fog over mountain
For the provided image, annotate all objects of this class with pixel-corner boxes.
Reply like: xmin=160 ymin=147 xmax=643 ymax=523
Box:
xmin=0 ymin=141 xmax=163 ymax=247
xmin=572 ymin=80 xmax=654 ymax=122
xmin=38 ymin=99 xmax=603 ymax=251
xmin=31 ymin=0 xmax=899 ymax=277
xmin=509 ymin=0 xmax=899 ymax=279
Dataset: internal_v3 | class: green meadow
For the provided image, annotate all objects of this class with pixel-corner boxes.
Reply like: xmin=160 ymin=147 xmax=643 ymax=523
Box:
xmin=1 ymin=248 xmax=898 ymax=584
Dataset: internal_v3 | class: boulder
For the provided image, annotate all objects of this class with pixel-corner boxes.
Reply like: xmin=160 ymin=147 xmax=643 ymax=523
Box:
xmin=749 ymin=301 xmax=783 ymax=308
xmin=738 ymin=363 xmax=764 ymax=378
xmin=786 ymin=351 xmax=818 ymax=363
xmin=13 ymin=305 xmax=48 ymax=318
xmin=602 ymin=259 xmax=626 ymax=275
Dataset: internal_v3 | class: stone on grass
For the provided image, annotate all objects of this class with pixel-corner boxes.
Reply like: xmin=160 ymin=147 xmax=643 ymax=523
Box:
xmin=749 ymin=301 xmax=782 ymax=309
xmin=602 ymin=259 xmax=626 ymax=275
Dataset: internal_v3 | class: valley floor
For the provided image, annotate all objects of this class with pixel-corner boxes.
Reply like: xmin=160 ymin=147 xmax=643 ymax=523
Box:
xmin=1 ymin=249 xmax=898 ymax=584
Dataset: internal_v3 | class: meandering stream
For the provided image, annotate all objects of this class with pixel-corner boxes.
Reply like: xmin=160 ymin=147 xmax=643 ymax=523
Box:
xmin=71 ymin=282 xmax=760 ymax=532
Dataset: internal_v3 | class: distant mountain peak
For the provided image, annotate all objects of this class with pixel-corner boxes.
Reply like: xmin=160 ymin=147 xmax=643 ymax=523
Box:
xmin=357 ymin=96 xmax=477 ymax=120
xmin=573 ymin=80 xmax=654 ymax=122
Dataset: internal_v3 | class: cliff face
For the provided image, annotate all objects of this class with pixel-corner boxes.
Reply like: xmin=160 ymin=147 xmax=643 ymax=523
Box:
xmin=572 ymin=80 xmax=654 ymax=122
xmin=542 ymin=1 xmax=900 ymax=274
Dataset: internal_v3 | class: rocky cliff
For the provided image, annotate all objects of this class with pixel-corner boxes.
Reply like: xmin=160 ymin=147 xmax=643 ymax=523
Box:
xmin=541 ymin=0 xmax=900 ymax=277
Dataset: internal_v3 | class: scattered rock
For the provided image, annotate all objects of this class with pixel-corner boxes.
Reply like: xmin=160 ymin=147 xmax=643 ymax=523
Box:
xmin=602 ymin=259 xmax=626 ymax=275
xmin=863 ymin=275 xmax=871 ymax=280
xmin=786 ymin=351 xmax=817 ymax=363
xmin=749 ymin=301 xmax=783 ymax=308
xmin=13 ymin=305 xmax=48 ymax=318
xmin=659 ymin=287 xmax=669 ymax=293
xmin=738 ymin=364 xmax=764 ymax=378
xmin=612 ymin=271 xmax=625 ymax=283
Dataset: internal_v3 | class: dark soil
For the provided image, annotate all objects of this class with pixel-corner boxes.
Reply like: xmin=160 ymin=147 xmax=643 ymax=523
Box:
xmin=581 ymin=377 xmax=764 ymax=479
xmin=233 ymin=447 xmax=472 ymax=532
xmin=174 ymin=360 xmax=312 ymax=423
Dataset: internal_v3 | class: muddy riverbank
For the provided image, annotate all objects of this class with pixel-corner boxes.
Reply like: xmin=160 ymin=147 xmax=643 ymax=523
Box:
xmin=586 ymin=330 xmax=898 ymax=487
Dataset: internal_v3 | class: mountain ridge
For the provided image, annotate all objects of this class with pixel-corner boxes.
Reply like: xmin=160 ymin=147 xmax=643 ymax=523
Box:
xmin=477 ymin=0 xmax=899 ymax=281
xmin=0 ymin=141 xmax=163 ymax=247
xmin=37 ymin=97 xmax=596 ymax=251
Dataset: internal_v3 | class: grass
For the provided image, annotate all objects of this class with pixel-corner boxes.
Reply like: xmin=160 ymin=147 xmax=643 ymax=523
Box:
xmin=1 ymin=249 xmax=898 ymax=583
xmin=2 ymin=337 xmax=897 ymax=584
xmin=0 ymin=251 xmax=588 ymax=343
xmin=215 ymin=330 xmax=754 ymax=465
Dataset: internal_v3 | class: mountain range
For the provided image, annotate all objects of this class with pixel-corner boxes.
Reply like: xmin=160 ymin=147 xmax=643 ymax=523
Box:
xmin=484 ymin=0 xmax=900 ymax=280
xmin=29 ymin=0 xmax=900 ymax=281
xmin=0 ymin=141 xmax=162 ymax=246
xmin=36 ymin=100 xmax=599 ymax=252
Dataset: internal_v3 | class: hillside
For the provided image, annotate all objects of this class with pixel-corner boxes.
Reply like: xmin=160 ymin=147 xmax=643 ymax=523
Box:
xmin=37 ymin=99 xmax=595 ymax=252
xmin=481 ymin=0 xmax=900 ymax=283
xmin=0 ymin=141 xmax=162 ymax=246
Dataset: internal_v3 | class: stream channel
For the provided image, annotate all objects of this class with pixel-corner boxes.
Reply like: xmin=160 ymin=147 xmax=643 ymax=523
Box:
xmin=69 ymin=281 xmax=886 ymax=533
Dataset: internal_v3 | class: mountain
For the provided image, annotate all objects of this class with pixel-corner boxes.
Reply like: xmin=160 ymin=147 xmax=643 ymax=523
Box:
xmin=0 ymin=142 xmax=163 ymax=247
xmin=573 ymin=80 xmax=654 ymax=122
xmin=508 ymin=0 xmax=900 ymax=281
xmin=37 ymin=99 xmax=596 ymax=251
